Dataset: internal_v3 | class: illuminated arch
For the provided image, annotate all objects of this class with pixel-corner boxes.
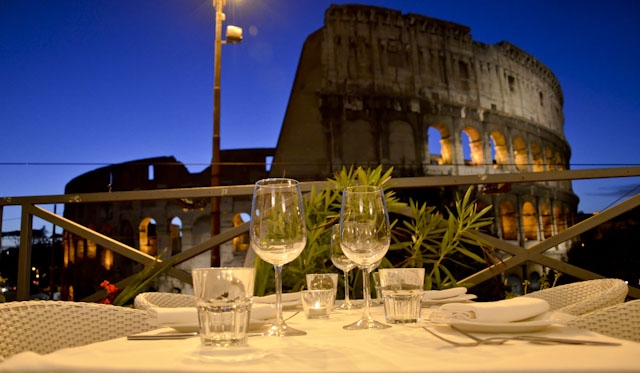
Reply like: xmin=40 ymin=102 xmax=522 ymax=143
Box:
xmin=555 ymin=152 xmax=565 ymax=171
xmin=513 ymin=136 xmax=528 ymax=172
xmin=522 ymin=201 xmax=538 ymax=240
xmin=462 ymin=126 xmax=483 ymax=166
xmin=490 ymin=130 xmax=508 ymax=169
xmin=169 ymin=217 xmax=182 ymax=256
xmin=554 ymin=205 xmax=565 ymax=233
xmin=138 ymin=217 xmax=157 ymax=256
xmin=499 ymin=200 xmax=517 ymax=240
xmin=232 ymin=213 xmax=250 ymax=253
xmin=540 ymin=203 xmax=553 ymax=239
xmin=545 ymin=147 xmax=554 ymax=171
xmin=427 ymin=123 xmax=452 ymax=165
xmin=531 ymin=142 xmax=544 ymax=172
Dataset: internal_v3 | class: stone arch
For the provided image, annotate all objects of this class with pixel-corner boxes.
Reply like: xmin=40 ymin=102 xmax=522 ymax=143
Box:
xmin=461 ymin=126 xmax=483 ymax=166
xmin=513 ymin=136 xmax=528 ymax=172
xmin=138 ymin=217 xmax=157 ymax=256
xmin=545 ymin=146 xmax=555 ymax=171
xmin=522 ymin=201 xmax=538 ymax=241
xmin=389 ymin=120 xmax=416 ymax=166
xmin=232 ymin=212 xmax=250 ymax=253
xmin=555 ymin=151 xmax=565 ymax=171
xmin=531 ymin=142 xmax=544 ymax=172
xmin=540 ymin=203 xmax=553 ymax=239
xmin=554 ymin=204 xmax=565 ymax=233
xmin=490 ymin=130 xmax=508 ymax=169
xmin=499 ymin=200 xmax=517 ymax=240
xmin=169 ymin=216 xmax=182 ymax=256
xmin=343 ymin=119 xmax=375 ymax=166
xmin=427 ymin=123 xmax=452 ymax=165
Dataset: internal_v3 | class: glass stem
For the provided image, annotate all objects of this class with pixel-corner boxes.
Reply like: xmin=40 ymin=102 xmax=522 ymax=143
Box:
xmin=343 ymin=270 xmax=350 ymax=304
xmin=361 ymin=267 xmax=372 ymax=319
xmin=274 ymin=264 xmax=284 ymax=325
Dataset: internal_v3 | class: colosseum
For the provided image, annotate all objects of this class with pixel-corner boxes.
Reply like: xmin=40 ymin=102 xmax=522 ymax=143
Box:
xmin=270 ymin=4 xmax=578 ymax=291
xmin=62 ymin=4 xmax=577 ymax=298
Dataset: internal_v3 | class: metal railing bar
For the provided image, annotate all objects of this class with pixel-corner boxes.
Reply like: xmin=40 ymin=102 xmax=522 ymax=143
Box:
xmin=27 ymin=204 xmax=193 ymax=289
xmin=168 ymin=222 xmax=249 ymax=266
xmin=391 ymin=166 xmax=640 ymax=188
xmin=0 ymin=181 xmax=328 ymax=207
xmin=2 ymin=167 xmax=639 ymax=208
xmin=26 ymin=205 xmax=157 ymax=265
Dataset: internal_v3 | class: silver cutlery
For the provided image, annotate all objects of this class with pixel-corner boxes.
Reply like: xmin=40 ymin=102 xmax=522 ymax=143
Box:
xmin=127 ymin=331 xmax=199 ymax=340
xmin=423 ymin=326 xmax=621 ymax=346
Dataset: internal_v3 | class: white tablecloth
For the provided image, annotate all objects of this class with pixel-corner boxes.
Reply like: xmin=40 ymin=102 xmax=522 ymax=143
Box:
xmin=1 ymin=306 xmax=639 ymax=372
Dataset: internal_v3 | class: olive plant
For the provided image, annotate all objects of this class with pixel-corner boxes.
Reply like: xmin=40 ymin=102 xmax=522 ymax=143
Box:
xmin=252 ymin=166 xmax=495 ymax=296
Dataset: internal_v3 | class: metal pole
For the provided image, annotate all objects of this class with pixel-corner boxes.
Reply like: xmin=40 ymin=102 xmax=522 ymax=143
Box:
xmin=210 ymin=0 xmax=224 ymax=266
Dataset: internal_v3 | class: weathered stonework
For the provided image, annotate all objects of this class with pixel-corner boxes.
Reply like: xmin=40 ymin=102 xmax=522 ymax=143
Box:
xmin=270 ymin=4 xmax=577 ymax=289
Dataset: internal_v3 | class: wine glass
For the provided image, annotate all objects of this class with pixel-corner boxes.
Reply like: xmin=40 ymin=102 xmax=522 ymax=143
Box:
xmin=330 ymin=224 xmax=361 ymax=310
xmin=250 ymin=178 xmax=307 ymax=336
xmin=339 ymin=185 xmax=391 ymax=330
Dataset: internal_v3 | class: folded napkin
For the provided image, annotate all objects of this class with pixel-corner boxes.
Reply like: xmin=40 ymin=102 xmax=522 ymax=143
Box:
xmin=146 ymin=303 xmax=277 ymax=327
xmin=423 ymin=287 xmax=468 ymax=300
xmin=436 ymin=297 xmax=550 ymax=323
xmin=254 ymin=292 xmax=301 ymax=304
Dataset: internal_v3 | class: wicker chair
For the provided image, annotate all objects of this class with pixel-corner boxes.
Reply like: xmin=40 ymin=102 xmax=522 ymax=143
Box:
xmin=524 ymin=278 xmax=628 ymax=316
xmin=0 ymin=301 xmax=156 ymax=360
xmin=133 ymin=292 xmax=196 ymax=311
xmin=567 ymin=299 xmax=640 ymax=342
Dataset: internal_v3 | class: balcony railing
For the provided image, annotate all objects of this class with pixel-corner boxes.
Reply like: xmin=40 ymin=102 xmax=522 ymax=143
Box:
xmin=2 ymin=166 xmax=639 ymax=301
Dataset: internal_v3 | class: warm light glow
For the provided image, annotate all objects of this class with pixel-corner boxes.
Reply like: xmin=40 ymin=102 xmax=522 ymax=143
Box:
xmin=101 ymin=249 xmax=113 ymax=270
xmin=87 ymin=240 xmax=97 ymax=259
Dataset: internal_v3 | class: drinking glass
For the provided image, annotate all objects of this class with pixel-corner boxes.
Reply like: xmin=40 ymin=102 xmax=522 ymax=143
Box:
xmin=339 ymin=185 xmax=391 ymax=330
xmin=330 ymin=224 xmax=360 ymax=310
xmin=250 ymin=178 xmax=307 ymax=336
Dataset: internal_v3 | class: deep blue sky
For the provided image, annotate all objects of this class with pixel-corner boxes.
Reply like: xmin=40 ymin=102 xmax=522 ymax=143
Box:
xmin=2 ymin=0 xmax=640 ymax=236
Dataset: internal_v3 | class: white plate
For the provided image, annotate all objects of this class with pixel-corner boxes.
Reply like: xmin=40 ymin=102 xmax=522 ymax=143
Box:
xmin=162 ymin=317 xmax=278 ymax=333
xmin=422 ymin=294 xmax=477 ymax=306
xmin=428 ymin=311 xmax=575 ymax=333
xmin=163 ymin=323 xmax=200 ymax=333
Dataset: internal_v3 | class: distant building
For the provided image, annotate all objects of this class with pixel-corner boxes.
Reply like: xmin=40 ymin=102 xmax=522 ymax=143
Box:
xmin=61 ymin=151 xmax=272 ymax=299
xmin=269 ymin=4 xmax=578 ymax=291
xmin=61 ymin=4 xmax=577 ymax=298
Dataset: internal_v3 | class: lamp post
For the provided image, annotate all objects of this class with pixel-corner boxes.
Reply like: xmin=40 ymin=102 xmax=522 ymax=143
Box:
xmin=210 ymin=0 xmax=242 ymax=266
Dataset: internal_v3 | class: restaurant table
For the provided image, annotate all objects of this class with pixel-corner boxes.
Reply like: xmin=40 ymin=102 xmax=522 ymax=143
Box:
xmin=1 ymin=305 xmax=639 ymax=372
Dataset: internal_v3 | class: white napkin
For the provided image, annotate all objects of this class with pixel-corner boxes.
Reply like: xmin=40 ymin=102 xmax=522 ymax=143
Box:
xmin=146 ymin=303 xmax=277 ymax=327
xmin=147 ymin=307 xmax=197 ymax=326
xmin=254 ymin=292 xmax=301 ymax=304
xmin=423 ymin=287 xmax=468 ymax=300
xmin=436 ymin=297 xmax=550 ymax=323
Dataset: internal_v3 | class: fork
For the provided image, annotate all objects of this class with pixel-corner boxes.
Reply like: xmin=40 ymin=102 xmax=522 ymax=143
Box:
xmin=423 ymin=327 xmax=621 ymax=346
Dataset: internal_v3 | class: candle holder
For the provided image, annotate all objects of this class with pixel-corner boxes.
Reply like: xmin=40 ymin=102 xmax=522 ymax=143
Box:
xmin=301 ymin=289 xmax=335 ymax=319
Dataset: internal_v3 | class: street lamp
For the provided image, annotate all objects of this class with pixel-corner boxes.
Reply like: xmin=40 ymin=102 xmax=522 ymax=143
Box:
xmin=211 ymin=0 xmax=242 ymax=266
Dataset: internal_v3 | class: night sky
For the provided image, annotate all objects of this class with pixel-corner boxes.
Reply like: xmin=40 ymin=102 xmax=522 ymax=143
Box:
xmin=2 ymin=0 xmax=640 ymax=237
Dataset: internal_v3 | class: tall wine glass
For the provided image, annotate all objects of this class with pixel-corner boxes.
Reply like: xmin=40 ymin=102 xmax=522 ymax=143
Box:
xmin=250 ymin=178 xmax=307 ymax=336
xmin=339 ymin=185 xmax=391 ymax=330
xmin=330 ymin=225 xmax=361 ymax=310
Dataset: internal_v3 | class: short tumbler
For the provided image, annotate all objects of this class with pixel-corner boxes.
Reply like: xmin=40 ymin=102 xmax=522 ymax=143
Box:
xmin=378 ymin=268 xmax=425 ymax=324
xmin=192 ymin=267 xmax=255 ymax=347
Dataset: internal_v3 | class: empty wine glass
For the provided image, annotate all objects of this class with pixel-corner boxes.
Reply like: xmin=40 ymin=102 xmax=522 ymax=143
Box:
xmin=330 ymin=224 xmax=361 ymax=310
xmin=250 ymin=178 xmax=307 ymax=336
xmin=339 ymin=185 xmax=391 ymax=330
